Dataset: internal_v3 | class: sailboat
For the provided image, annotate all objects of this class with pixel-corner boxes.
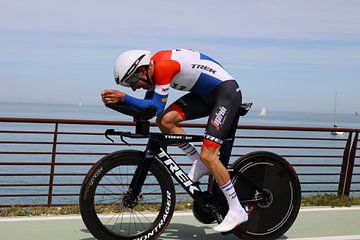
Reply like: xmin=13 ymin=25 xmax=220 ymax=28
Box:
xmin=330 ymin=92 xmax=343 ymax=136
xmin=259 ymin=106 xmax=267 ymax=116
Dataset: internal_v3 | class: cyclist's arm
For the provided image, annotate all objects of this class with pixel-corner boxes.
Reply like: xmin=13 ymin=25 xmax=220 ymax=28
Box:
xmin=123 ymin=91 xmax=168 ymax=116
xmin=124 ymin=58 xmax=179 ymax=116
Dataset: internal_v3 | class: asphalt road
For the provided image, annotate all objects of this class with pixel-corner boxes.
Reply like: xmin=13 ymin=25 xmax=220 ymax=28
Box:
xmin=0 ymin=207 xmax=359 ymax=240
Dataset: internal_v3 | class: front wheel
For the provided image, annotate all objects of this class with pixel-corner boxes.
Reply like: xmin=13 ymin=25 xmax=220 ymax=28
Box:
xmin=231 ymin=151 xmax=301 ymax=240
xmin=79 ymin=150 xmax=176 ymax=240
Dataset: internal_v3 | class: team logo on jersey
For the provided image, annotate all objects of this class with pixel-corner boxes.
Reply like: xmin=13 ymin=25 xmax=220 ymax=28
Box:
xmin=210 ymin=106 xmax=227 ymax=130
xmin=171 ymin=82 xmax=187 ymax=91
xmin=191 ymin=64 xmax=217 ymax=74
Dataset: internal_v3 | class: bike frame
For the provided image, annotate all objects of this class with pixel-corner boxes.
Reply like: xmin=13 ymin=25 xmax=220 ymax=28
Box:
xmin=127 ymin=133 xmax=208 ymax=208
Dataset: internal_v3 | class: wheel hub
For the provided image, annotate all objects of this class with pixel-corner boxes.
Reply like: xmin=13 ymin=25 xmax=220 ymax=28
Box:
xmin=122 ymin=193 xmax=139 ymax=208
xmin=256 ymin=189 xmax=274 ymax=208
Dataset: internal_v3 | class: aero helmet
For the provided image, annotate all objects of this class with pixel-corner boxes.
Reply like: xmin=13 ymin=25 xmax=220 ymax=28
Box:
xmin=114 ymin=50 xmax=152 ymax=87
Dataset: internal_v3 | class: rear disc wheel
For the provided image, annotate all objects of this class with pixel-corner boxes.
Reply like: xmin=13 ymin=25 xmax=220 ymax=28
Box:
xmin=231 ymin=151 xmax=301 ymax=240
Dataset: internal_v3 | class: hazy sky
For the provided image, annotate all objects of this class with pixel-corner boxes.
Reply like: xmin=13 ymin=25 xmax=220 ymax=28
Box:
xmin=1 ymin=0 xmax=359 ymax=113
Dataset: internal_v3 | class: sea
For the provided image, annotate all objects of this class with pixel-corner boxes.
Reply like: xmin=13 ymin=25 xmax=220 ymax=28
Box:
xmin=0 ymin=102 xmax=359 ymax=206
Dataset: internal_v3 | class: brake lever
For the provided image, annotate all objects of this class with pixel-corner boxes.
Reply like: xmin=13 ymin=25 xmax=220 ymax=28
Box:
xmin=105 ymin=129 xmax=115 ymax=143
xmin=120 ymin=133 xmax=131 ymax=146
xmin=105 ymin=129 xmax=132 ymax=146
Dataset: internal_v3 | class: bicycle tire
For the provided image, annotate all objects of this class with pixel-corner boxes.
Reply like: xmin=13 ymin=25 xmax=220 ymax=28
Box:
xmin=231 ymin=151 xmax=301 ymax=240
xmin=79 ymin=150 xmax=176 ymax=240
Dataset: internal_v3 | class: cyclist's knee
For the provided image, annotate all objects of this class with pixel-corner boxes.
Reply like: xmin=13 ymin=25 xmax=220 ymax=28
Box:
xmin=200 ymin=145 xmax=220 ymax=166
xmin=200 ymin=152 xmax=212 ymax=165
xmin=156 ymin=111 xmax=181 ymax=131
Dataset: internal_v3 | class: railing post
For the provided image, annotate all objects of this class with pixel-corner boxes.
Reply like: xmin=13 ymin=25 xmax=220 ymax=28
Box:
xmin=343 ymin=131 xmax=358 ymax=196
xmin=48 ymin=123 xmax=59 ymax=207
xmin=338 ymin=132 xmax=353 ymax=196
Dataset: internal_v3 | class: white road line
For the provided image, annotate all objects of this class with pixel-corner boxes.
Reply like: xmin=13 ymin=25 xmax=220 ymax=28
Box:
xmin=300 ymin=207 xmax=360 ymax=212
xmin=0 ymin=215 xmax=82 ymax=222
xmin=286 ymin=235 xmax=360 ymax=240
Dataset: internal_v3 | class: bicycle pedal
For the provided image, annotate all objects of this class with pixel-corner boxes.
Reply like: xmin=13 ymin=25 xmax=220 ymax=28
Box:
xmin=244 ymin=204 xmax=256 ymax=216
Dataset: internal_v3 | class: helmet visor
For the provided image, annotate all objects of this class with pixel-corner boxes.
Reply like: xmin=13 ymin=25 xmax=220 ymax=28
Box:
xmin=126 ymin=71 xmax=142 ymax=84
xmin=116 ymin=71 xmax=142 ymax=87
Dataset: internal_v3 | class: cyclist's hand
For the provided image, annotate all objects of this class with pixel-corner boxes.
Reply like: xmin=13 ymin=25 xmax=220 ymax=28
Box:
xmin=101 ymin=89 xmax=125 ymax=104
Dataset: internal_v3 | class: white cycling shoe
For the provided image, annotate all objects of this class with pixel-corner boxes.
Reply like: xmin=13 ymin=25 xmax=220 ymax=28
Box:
xmin=213 ymin=208 xmax=248 ymax=233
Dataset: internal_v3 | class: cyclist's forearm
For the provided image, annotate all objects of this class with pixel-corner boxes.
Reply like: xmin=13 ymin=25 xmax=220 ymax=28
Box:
xmin=124 ymin=94 xmax=166 ymax=116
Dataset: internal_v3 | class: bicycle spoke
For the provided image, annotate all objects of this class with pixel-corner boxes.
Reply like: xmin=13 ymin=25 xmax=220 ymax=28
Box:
xmin=135 ymin=210 xmax=154 ymax=223
xmin=134 ymin=211 xmax=147 ymax=231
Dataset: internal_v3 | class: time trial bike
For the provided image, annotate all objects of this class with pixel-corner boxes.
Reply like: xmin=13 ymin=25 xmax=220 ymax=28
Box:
xmin=79 ymin=103 xmax=301 ymax=240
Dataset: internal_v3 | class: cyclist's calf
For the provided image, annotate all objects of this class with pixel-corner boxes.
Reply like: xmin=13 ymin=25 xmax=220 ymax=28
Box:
xmin=200 ymin=145 xmax=230 ymax=186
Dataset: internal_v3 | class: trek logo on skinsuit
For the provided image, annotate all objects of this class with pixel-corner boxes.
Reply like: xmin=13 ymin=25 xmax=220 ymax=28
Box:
xmin=191 ymin=64 xmax=217 ymax=74
xmin=210 ymin=106 xmax=227 ymax=130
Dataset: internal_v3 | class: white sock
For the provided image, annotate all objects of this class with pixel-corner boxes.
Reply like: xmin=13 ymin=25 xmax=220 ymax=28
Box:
xmin=179 ymin=142 xmax=199 ymax=162
xmin=179 ymin=143 xmax=208 ymax=182
xmin=220 ymin=180 xmax=243 ymax=211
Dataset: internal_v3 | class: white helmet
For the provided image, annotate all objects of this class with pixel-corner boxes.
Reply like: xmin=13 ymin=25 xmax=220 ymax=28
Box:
xmin=114 ymin=50 xmax=152 ymax=87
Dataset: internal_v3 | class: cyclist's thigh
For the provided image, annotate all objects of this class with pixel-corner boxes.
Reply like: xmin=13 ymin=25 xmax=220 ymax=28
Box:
xmin=204 ymin=80 xmax=242 ymax=144
xmin=167 ymin=93 xmax=211 ymax=121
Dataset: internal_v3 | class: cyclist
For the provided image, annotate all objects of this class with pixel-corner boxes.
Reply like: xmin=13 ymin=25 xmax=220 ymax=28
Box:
xmin=101 ymin=48 xmax=248 ymax=232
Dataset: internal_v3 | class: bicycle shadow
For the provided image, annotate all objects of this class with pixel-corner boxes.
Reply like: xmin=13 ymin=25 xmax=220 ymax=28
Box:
xmin=160 ymin=223 xmax=290 ymax=239
xmin=160 ymin=223 xmax=232 ymax=239
xmin=79 ymin=224 xmax=290 ymax=240
xmin=79 ymin=224 xmax=230 ymax=240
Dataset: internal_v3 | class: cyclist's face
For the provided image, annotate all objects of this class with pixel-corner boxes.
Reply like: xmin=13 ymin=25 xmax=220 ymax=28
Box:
xmin=130 ymin=68 xmax=152 ymax=91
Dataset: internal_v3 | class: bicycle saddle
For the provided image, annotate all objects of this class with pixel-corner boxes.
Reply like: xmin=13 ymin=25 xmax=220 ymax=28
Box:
xmin=238 ymin=103 xmax=253 ymax=116
xmin=105 ymin=103 xmax=156 ymax=120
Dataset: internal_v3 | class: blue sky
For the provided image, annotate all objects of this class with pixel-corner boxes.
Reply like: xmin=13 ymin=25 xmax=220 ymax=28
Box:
xmin=1 ymin=0 xmax=359 ymax=113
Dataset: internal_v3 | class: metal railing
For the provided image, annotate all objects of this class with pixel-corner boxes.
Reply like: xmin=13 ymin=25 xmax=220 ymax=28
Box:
xmin=0 ymin=117 xmax=359 ymax=208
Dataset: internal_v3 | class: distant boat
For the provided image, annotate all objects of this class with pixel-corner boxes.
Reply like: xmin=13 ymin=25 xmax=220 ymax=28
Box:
xmin=78 ymin=102 xmax=83 ymax=107
xmin=330 ymin=92 xmax=343 ymax=136
xmin=259 ymin=106 xmax=267 ymax=116
xmin=330 ymin=124 xmax=344 ymax=136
